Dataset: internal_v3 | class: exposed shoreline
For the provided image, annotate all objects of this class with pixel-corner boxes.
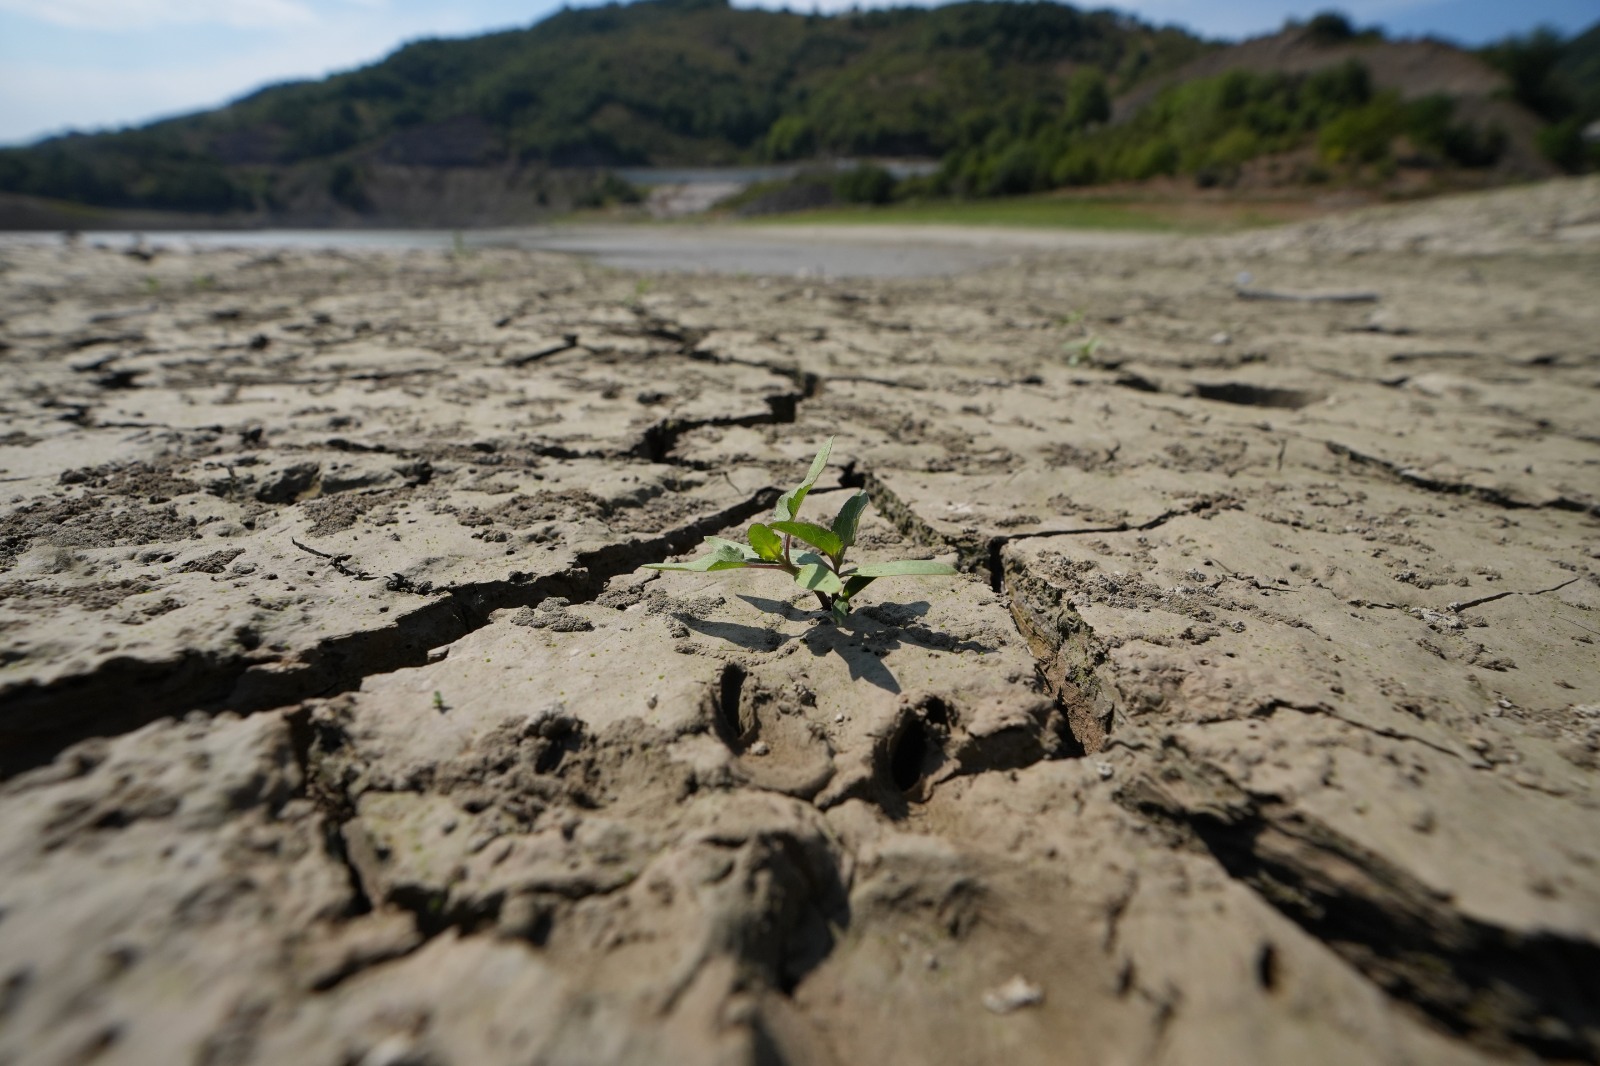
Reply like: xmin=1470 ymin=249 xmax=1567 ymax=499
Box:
xmin=1 ymin=178 xmax=1598 ymax=1065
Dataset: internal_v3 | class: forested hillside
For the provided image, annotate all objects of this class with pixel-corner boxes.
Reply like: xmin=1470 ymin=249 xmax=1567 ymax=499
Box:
xmin=0 ymin=0 xmax=1202 ymax=216
xmin=0 ymin=0 xmax=1592 ymax=223
xmin=1483 ymin=22 xmax=1600 ymax=172
xmin=936 ymin=11 xmax=1575 ymax=198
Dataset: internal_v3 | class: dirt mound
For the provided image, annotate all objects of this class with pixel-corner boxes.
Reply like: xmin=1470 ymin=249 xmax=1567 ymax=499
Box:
xmin=0 ymin=181 xmax=1597 ymax=1064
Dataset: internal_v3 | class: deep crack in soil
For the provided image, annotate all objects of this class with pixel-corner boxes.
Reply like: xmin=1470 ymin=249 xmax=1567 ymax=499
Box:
xmin=0 ymin=486 xmax=780 ymax=775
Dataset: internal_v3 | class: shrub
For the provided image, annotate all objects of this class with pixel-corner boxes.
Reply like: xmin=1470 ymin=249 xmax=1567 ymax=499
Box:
xmin=834 ymin=163 xmax=896 ymax=204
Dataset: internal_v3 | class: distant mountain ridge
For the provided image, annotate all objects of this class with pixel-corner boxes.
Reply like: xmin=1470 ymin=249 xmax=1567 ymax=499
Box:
xmin=0 ymin=0 xmax=1592 ymax=226
xmin=0 ymin=0 xmax=1204 ymax=221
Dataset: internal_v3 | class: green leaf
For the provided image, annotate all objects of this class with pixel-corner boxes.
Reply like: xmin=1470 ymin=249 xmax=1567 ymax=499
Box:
xmin=705 ymin=536 xmax=759 ymax=560
xmin=773 ymin=435 xmax=834 ymax=522
xmin=841 ymin=575 xmax=877 ymax=599
xmin=640 ymin=537 xmax=756 ymax=572
xmin=770 ymin=520 xmax=843 ymax=559
xmin=794 ymin=561 xmax=844 ymax=597
xmin=641 ymin=555 xmax=750 ymax=573
xmin=847 ymin=559 xmax=959 ymax=578
xmin=830 ymin=600 xmax=851 ymax=625
xmin=830 ymin=491 xmax=869 ymax=549
xmin=747 ymin=523 xmax=783 ymax=562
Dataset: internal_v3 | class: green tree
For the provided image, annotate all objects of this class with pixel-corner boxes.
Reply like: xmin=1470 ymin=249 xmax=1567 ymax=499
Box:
xmin=1065 ymin=68 xmax=1110 ymax=128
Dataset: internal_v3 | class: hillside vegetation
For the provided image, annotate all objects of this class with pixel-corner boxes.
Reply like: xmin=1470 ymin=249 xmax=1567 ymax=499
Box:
xmin=1484 ymin=22 xmax=1600 ymax=172
xmin=929 ymin=11 xmax=1592 ymax=202
xmin=0 ymin=0 xmax=1202 ymax=218
xmin=0 ymin=0 xmax=1593 ymax=223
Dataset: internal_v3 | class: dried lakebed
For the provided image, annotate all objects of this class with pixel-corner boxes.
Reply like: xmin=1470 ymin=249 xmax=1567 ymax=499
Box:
xmin=1 ymin=178 xmax=1599 ymax=1065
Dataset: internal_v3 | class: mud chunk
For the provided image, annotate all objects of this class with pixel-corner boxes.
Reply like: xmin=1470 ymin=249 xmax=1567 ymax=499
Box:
xmin=254 ymin=462 xmax=320 ymax=504
xmin=509 ymin=598 xmax=595 ymax=632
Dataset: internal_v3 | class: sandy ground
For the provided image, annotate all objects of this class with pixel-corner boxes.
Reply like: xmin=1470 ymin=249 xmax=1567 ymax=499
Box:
xmin=1 ymin=178 xmax=1598 ymax=1066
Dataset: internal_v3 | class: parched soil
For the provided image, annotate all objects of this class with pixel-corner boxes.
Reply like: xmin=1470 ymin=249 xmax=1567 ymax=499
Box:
xmin=1 ymin=177 xmax=1598 ymax=1066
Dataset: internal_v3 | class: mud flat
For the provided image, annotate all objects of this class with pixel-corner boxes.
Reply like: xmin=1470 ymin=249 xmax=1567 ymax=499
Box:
xmin=1 ymin=178 xmax=1598 ymax=1065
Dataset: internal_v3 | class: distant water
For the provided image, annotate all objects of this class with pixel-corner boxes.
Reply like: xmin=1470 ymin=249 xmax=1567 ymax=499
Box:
xmin=517 ymin=225 xmax=1007 ymax=277
xmin=0 ymin=229 xmax=473 ymax=251
xmin=615 ymin=161 xmax=940 ymax=186
xmin=0 ymin=224 xmax=1010 ymax=278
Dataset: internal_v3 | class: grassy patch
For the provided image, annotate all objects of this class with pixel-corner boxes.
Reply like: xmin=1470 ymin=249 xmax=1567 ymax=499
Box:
xmin=744 ymin=194 xmax=1311 ymax=233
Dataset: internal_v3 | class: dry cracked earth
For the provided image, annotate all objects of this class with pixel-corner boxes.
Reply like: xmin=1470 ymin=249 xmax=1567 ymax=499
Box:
xmin=1 ymin=178 xmax=1599 ymax=1066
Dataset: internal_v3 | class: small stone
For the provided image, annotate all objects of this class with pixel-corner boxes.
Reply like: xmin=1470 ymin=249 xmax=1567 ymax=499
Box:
xmin=1095 ymin=761 xmax=1114 ymax=780
xmin=748 ymin=741 xmax=771 ymax=757
xmin=982 ymin=975 xmax=1044 ymax=1015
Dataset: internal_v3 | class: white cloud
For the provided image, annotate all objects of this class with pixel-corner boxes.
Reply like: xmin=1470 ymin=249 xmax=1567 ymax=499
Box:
xmin=0 ymin=0 xmax=317 ymax=30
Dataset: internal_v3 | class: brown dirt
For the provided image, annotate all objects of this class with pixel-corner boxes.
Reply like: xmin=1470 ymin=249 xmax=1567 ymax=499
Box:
xmin=0 ymin=177 xmax=1598 ymax=1066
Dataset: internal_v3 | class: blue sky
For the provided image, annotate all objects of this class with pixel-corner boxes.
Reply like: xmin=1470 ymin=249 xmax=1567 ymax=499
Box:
xmin=1 ymin=0 xmax=1595 ymax=146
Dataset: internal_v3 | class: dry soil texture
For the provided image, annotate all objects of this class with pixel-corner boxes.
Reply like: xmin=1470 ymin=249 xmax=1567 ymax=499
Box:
xmin=1 ymin=178 xmax=1599 ymax=1066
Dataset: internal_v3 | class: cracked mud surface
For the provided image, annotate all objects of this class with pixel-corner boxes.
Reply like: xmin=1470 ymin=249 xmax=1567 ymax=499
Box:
xmin=2 ymin=178 xmax=1598 ymax=1065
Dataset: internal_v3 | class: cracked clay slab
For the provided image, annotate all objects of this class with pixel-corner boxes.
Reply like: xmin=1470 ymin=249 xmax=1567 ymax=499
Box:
xmin=1 ymin=178 xmax=1598 ymax=1066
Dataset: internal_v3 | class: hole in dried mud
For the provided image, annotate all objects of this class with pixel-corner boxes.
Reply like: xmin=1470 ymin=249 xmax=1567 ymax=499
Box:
xmin=1115 ymin=960 xmax=1136 ymax=998
xmin=1114 ymin=371 xmax=1161 ymax=393
xmin=1256 ymin=943 xmax=1280 ymax=993
xmin=72 ymin=1024 xmax=124 ymax=1062
xmin=390 ymin=887 xmax=458 ymax=938
xmin=524 ymin=909 xmax=555 ymax=948
xmin=987 ymin=538 xmax=1008 ymax=595
xmin=0 ymin=968 xmax=31 ymax=1021
xmin=890 ymin=717 xmax=931 ymax=793
xmin=1191 ymin=382 xmax=1321 ymax=410
xmin=534 ymin=720 xmax=583 ymax=774
xmin=888 ymin=701 xmax=950 ymax=797
xmin=712 ymin=663 xmax=749 ymax=751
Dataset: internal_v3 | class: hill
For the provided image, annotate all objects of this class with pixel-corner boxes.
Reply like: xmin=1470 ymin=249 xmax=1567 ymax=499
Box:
xmin=0 ymin=0 xmax=1205 ymax=223
xmin=1483 ymin=22 xmax=1600 ymax=172
xmin=929 ymin=16 xmax=1561 ymax=198
xmin=0 ymin=1 xmax=1591 ymax=226
xmin=1117 ymin=20 xmax=1547 ymax=176
xmin=1558 ymin=21 xmax=1600 ymax=114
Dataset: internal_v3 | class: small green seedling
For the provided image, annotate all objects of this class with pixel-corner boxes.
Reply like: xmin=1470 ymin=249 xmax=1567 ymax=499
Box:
xmin=1064 ymin=334 xmax=1102 ymax=365
xmin=641 ymin=437 xmax=957 ymax=624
